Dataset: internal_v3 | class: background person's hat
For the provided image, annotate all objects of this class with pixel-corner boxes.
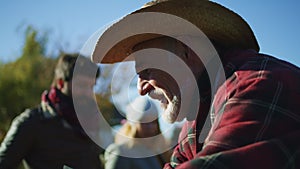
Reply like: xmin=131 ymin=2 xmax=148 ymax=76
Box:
xmin=92 ymin=0 xmax=260 ymax=64
xmin=126 ymin=96 xmax=159 ymax=123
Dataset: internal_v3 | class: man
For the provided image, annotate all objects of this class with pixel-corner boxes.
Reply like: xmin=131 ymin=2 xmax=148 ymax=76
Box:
xmin=92 ymin=0 xmax=300 ymax=169
xmin=0 ymin=54 xmax=103 ymax=169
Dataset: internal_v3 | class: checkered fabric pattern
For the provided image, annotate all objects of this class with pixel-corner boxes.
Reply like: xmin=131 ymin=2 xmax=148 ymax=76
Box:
xmin=164 ymin=50 xmax=300 ymax=169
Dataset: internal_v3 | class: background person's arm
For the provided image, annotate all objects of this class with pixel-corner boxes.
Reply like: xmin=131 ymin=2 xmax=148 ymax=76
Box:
xmin=0 ymin=109 xmax=36 ymax=169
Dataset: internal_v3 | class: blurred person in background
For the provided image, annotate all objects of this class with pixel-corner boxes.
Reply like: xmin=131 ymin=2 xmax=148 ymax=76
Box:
xmin=0 ymin=53 xmax=103 ymax=169
xmin=105 ymin=96 xmax=172 ymax=169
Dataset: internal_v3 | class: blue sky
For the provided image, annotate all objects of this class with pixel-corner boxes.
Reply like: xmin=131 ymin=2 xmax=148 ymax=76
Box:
xmin=0 ymin=0 xmax=299 ymax=66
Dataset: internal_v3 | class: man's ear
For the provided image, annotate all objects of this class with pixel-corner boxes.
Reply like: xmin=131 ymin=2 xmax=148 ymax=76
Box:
xmin=57 ymin=78 xmax=65 ymax=90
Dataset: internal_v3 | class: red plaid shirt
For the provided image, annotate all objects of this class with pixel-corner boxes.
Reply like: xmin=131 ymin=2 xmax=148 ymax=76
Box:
xmin=164 ymin=50 xmax=300 ymax=169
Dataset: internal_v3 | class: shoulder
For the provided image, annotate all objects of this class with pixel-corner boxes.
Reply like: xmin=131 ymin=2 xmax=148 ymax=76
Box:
xmin=1 ymin=107 xmax=43 ymax=148
xmin=105 ymin=142 xmax=136 ymax=160
xmin=105 ymin=143 xmax=129 ymax=156
xmin=104 ymin=143 xmax=131 ymax=169
xmin=4 ymin=107 xmax=45 ymax=139
xmin=12 ymin=107 xmax=43 ymax=127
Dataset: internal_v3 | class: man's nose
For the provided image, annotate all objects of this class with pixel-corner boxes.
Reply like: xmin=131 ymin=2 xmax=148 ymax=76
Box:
xmin=137 ymin=77 xmax=154 ymax=96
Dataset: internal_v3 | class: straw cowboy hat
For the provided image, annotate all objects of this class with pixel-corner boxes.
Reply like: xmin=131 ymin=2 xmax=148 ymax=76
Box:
xmin=92 ymin=0 xmax=259 ymax=64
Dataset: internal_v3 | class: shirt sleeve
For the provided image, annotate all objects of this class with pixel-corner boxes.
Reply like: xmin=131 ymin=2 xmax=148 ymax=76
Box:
xmin=164 ymin=94 xmax=300 ymax=169
xmin=164 ymin=144 xmax=187 ymax=169
xmin=163 ymin=122 xmax=194 ymax=169
xmin=165 ymin=130 xmax=300 ymax=169
xmin=0 ymin=110 xmax=36 ymax=169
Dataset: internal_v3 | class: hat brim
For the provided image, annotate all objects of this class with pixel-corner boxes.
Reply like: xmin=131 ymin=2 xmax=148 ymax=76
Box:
xmin=92 ymin=0 xmax=259 ymax=64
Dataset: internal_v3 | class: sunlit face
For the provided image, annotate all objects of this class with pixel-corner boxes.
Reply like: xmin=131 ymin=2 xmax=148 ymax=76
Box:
xmin=133 ymin=37 xmax=203 ymax=123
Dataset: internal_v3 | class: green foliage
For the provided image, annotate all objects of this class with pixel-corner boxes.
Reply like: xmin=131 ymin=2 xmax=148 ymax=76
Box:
xmin=0 ymin=25 xmax=119 ymax=143
xmin=22 ymin=26 xmax=47 ymax=58
xmin=0 ymin=26 xmax=56 ymax=139
xmin=0 ymin=25 xmax=120 ymax=169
